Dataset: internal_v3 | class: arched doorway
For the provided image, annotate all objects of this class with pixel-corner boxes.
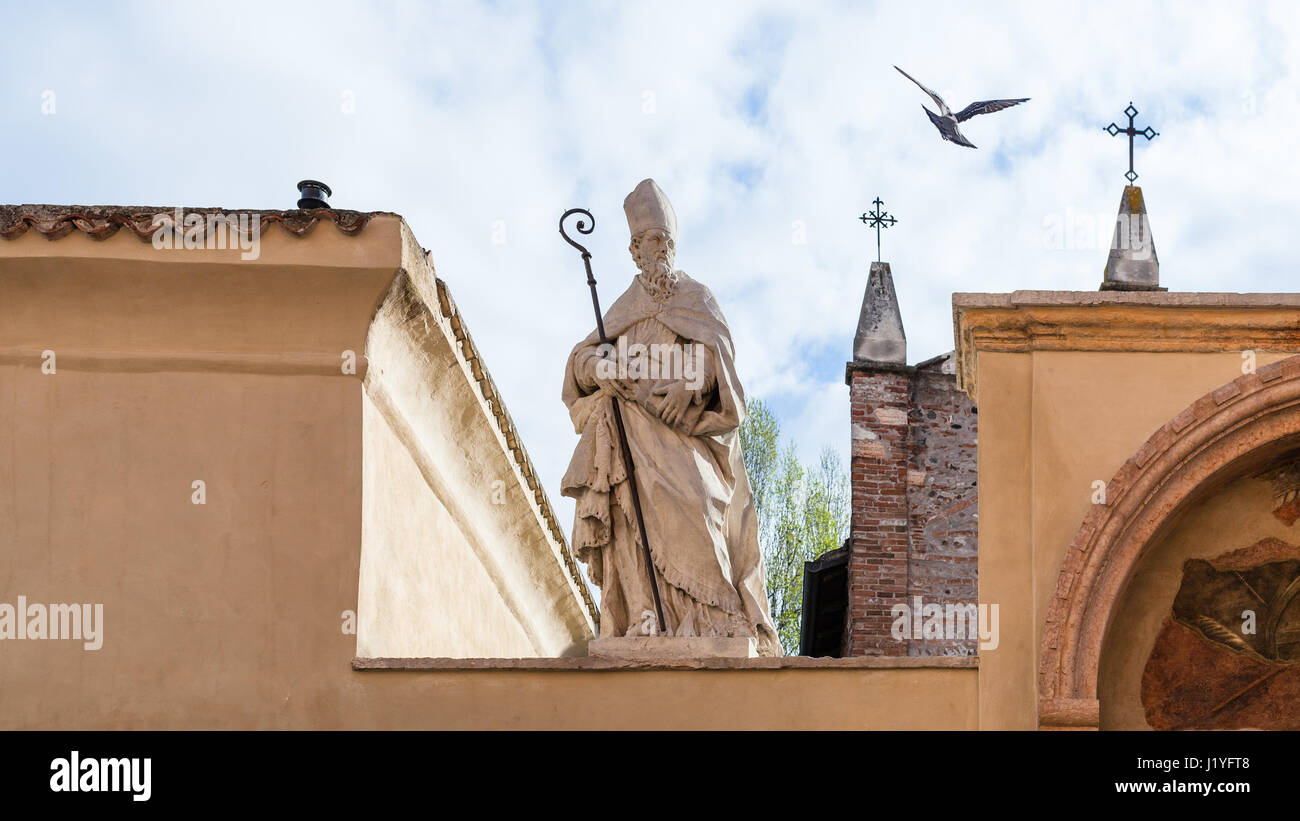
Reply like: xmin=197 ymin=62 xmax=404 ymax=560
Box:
xmin=1040 ymin=354 xmax=1300 ymax=729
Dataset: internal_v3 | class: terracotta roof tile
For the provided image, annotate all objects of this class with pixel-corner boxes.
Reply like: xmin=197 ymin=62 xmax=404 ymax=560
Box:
xmin=0 ymin=204 xmax=386 ymax=241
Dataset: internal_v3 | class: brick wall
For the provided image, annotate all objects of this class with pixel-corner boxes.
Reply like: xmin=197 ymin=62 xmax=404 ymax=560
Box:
xmin=846 ymin=355 xmax=978 ymax=656
xmin=905 ymin=364 xmax=978 ymax=655
xmin=846 ymin=366 xmax=912 ymax=656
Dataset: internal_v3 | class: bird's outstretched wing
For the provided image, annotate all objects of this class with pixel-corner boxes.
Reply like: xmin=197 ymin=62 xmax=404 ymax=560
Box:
xmin=894 ymin=65 xmax=950 ymax=116
xmin=949 ymin=130 xmax=978 ymax=149
xmin=923 ymin=106 xmax=978 ymax=149
xmin=954 ymin=98 xmax=1029 ymax=122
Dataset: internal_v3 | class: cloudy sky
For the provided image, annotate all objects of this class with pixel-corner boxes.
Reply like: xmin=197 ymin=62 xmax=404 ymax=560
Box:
xmin=3 ymin=0 xmax=1298 ymax=553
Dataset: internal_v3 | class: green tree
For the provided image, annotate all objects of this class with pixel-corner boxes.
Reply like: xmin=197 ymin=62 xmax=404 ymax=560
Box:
xmin=740 ymin=399 xmax=850 ymax=655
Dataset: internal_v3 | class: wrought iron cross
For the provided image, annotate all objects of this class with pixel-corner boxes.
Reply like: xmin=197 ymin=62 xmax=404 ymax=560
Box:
xmin=860 ymin=197 xmax=897 ymax=263
xmin=1105 ymin=102 xmax=1158 ymax=183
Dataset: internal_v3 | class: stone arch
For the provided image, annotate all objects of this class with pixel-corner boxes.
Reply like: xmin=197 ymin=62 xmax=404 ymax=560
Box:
xmin=1039 ymin=354 xmax=1300 ymax=729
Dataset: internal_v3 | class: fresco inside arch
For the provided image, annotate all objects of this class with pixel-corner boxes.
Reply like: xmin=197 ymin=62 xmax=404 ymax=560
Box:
xmin=1141 ymin=457 xmax=1300 ymax=729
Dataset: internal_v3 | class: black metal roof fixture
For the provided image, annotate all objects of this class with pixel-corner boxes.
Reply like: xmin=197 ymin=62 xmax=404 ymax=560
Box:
xmin=296 ymin=180 xmax=333 ymax=210
xmin=1105 ymin=103 xmax=1159 ymax=184
xmin=859 ymin=196 xmax=897 ymax=264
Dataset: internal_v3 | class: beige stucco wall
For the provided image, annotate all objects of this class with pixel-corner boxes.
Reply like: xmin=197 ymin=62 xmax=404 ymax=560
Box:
xmin=348 ymin=662 xmax=978 ymax=731
xmin=0 ymin=365 xmax=365 ymax=728
xmin=357 ymin=238 xmax=594 ymax=657
xmin=358 ymin=390 xmax=539 ymax=656
xmin=0 ymin=213 xmax=594 ymax=728
xmin=967 ymin=326 xmax=1294 ymax=728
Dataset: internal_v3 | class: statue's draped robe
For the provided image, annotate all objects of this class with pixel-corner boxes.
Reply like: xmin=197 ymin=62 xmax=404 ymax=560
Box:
xmin=561 ymin=272 xmax=780 ymax=657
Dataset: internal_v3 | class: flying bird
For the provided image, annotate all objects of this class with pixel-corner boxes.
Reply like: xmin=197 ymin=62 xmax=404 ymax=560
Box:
xmin=894 ymin=65 xmax=1028 ymax=149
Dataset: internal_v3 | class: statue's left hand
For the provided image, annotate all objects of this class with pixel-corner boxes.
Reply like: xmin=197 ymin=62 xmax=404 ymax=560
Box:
xmin=651 ymin=381 xmax=695 ymax=428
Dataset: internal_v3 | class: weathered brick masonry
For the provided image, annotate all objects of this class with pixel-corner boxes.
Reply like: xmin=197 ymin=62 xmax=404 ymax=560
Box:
xmin=846 ymin=353 xmax=978 ymax=657
xmin=841 ymin=260 xmax=978 ymax=656
xmin=847 ymin=364 xmax=912 ymax=656
xmin=905 ymin=355 xmax=978 ymax=655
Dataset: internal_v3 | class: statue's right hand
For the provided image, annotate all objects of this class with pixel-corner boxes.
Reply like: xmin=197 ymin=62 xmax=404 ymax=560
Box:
xmin=583 ymin=351 xmax=634 ymax=401
xmin=592 ymin=371 xmax=635 ymax=402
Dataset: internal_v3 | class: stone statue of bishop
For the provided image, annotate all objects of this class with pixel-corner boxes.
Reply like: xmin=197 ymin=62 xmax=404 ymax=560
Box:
xmin=561 ymin=178 xmax=781 ymax=657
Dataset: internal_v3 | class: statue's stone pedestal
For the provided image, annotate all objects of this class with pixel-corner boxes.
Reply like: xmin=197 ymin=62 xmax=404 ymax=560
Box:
xmin=588 ymin=636 xmax=757 ymax=660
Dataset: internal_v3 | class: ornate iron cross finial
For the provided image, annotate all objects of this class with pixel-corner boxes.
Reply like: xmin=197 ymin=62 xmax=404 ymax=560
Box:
xmin=1105 ymin=102 xmax=1159 ymax=183
xmin=860 ymin=196 xmax=897 ymax=263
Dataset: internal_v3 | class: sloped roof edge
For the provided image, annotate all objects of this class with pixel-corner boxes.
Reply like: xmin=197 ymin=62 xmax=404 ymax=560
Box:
xmin=427 ymin=270 xmax=599 ymax=626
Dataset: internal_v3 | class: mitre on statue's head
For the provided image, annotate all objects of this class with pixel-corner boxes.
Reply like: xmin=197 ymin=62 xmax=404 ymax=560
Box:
xmin=623 ymin=178 xmax=677 ymax=242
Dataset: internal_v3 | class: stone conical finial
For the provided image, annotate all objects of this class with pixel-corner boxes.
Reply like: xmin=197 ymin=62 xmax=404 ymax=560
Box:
xmin=1101 ymin=185 xmax=1163 ymax=291
xmin=853 ymin=262 xmax=906 ymax=364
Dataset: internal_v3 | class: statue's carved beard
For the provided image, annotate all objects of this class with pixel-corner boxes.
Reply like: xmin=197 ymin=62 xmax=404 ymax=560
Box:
xmin=637 ymin=255 xmax=677 ymax=301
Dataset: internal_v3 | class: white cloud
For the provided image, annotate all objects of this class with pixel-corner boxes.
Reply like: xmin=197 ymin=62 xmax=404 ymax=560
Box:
xmin=3 ymin=0 xmax=1298 ymax=536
